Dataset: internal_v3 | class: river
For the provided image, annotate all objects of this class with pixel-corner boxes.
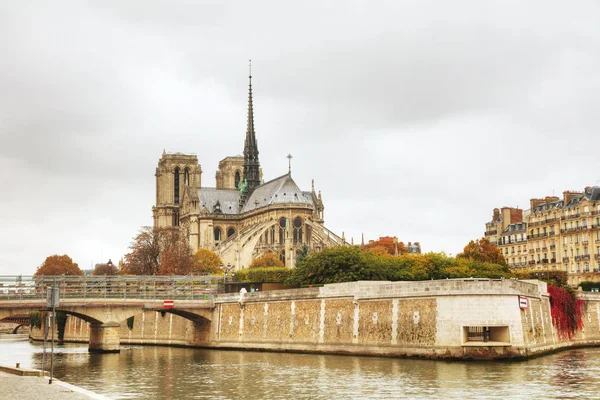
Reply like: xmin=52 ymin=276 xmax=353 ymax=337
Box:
xmin=0 ymin=334 xmax=598 ymax=399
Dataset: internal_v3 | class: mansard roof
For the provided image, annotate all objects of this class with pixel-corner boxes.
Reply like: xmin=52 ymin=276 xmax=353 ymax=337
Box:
xmin=241 ymin=173 xmax=313 ymax=213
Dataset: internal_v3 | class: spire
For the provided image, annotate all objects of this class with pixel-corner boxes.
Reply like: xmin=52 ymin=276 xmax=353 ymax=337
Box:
xmin=242 ymin=59 xmax=261 ymax=203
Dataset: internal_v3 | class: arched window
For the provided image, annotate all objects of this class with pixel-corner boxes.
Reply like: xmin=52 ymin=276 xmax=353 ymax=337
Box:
xmin=293 ymin=217 xmax=303 ymax=244
xmin=174 ymin=167 xmax=180 ymax=204
xmin=214 ymin=227 xmax=222 ymax=242
xmin=184 ymin=168 xmax=190 ymax=186
xmin=279 ymin=218 xmax=287 ymax=244
xmin=270 ymin=225 xmax=275 ymax=244
xmin=235 ymin=171 xmax=241 ymax=189
xmin=227 ymin=227 xmax=236 ymax=238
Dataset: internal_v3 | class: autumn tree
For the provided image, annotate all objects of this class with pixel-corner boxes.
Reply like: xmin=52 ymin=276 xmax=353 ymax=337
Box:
xmin=157 ymin=229 xmax=193 ymax=275
xmin=456 ymin=237 xmax=508 ymax=267
xmin=34 ymin=255 xmax=83 ymax=276
xmin=249 ymin=253 xmax=285 ymax=269
xmin=362 ymin=236 xmax=407 ymax=256
xmin=191 ymin=249 xmax=222 ymax=274
xmin=91 ymin=259 xmax=119 ymax=276
xmin=123 ymin=227 xmax=194 ymax=275
xmin=123 ymin=226 xmax=160 ymax=275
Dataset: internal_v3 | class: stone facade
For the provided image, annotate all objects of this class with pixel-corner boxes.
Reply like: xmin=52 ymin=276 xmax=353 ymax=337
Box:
xmin=152 ymin=76 xmax=341 ymax=269
xmin=486 ymin=186 xmax=600 ymax=287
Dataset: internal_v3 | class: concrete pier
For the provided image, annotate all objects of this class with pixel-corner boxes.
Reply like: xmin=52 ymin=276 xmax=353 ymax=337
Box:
xmin=88 ymin=323 xmax=120 ymax=353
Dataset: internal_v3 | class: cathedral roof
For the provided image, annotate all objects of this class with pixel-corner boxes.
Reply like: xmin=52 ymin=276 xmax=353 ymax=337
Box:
xmin=198 ymin=187 xmax=240 ymax=214
xmin=241 ymin=173 xmax=313 ymax=213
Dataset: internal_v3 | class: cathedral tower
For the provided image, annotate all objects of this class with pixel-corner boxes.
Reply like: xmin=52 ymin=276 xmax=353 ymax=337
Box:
xmin=153 ymin=152 xmax=202 ymax=229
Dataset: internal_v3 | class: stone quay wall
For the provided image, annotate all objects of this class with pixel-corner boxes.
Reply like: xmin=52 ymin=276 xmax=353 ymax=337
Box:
xmin=29 ymin=279 xmax=600 ymax=359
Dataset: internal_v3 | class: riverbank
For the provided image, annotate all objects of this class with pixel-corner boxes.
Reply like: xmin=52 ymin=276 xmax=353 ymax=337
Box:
xmin=0 ymin=369 xmax=111 ymax=400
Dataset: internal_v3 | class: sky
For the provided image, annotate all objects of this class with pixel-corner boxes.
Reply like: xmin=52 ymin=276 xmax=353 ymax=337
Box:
xmin=1 ymin=1 xmax=600 ymax=275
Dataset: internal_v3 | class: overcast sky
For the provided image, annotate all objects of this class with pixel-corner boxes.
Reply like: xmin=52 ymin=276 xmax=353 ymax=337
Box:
xmin=1 ymin=1 xmax=599 ymax=275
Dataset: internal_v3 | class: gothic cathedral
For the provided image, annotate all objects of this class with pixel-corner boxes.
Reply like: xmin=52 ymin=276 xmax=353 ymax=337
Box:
xmin=152 ymin=73 xmax=345 ymax=270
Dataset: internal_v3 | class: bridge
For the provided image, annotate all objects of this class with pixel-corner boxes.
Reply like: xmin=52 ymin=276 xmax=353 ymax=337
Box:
xmin=0 ymin=275 xmax=219 ymax=353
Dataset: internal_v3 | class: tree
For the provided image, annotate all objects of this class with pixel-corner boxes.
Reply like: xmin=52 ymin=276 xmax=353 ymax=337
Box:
xmin=191 ymin=249 xmax=222 ymax=274
xmin=123 ymin=226 xmax=194 ymax=275
xmin=34 ymin=254 xmax=83 ymax=276
xmin=123 ymin=226 xmax=160 ymax=275
xmin=249 ymin=253 xmax=285 ymax=269
xmin=157 ymin=229 xmax=193 ymax=275
xmin=91 ymin=260 xmax=119 ymax=276
xmin=362 ymin=236 xmax=407 ymax=256
xmin=456 ymin=237 xmax=507 ymax=267
xmin=288 ymin=246 xmax=386 ymax=285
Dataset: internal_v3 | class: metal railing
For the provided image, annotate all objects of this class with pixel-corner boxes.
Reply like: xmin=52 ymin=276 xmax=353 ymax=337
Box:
xmin=0 ymin=275 xmax=220 ymax=302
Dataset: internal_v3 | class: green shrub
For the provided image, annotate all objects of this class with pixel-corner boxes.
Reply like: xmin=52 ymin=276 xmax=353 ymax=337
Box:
xmin=30 ymin=312 xmax=42 ymax=329
xmin=579 ymin=281 xmax=600 ymax=292
xmin=233 ymin=267 xmax=292 ymax=283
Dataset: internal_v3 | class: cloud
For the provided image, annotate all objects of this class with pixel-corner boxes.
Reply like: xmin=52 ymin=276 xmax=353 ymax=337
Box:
xmin=1 ymin=1 xmax=600 ymax=274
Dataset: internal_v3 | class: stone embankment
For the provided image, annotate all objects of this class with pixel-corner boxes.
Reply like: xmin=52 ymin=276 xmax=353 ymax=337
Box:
xmin=28 ymin=279 xmax=600 ymax=360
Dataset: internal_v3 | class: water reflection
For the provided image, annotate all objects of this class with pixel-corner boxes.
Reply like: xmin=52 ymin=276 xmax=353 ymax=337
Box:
xmin=1 ymin=334 xmax=599 ymax=399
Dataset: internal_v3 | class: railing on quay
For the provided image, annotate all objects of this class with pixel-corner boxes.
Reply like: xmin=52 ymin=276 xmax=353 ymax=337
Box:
xmin=0 ymin=275 xmax=221 ymax=302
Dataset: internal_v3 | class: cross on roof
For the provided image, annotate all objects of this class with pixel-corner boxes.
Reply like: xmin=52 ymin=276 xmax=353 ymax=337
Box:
xmin=287 ymin=153 xmax=293 ymax=174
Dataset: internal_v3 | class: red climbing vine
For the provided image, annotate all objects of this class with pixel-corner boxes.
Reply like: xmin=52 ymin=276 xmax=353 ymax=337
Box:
xmin=547 ymin=285 xmax=584 ymax=340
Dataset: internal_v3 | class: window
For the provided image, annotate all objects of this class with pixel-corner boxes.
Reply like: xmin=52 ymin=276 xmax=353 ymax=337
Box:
xmin=184 ymin=168 xmax=190 ymax=186
xmin=279 ymin=218 xmax=287 ymax=244
xmin=293 ymin=217 xmax=303 ymax=244
xmin=174 ymin=167 xmax=180 ymax=204
xmin=214 ymin=227 xmax=222 ymax=242
xmin=227 ymin=227 xmax=236 ymax=238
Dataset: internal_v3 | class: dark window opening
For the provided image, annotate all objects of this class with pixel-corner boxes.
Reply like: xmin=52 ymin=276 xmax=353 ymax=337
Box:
xmin=174 ymin=167 xmax=180 ymax=204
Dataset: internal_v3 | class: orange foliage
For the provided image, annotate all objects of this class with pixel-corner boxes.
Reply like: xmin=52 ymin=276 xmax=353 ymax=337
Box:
xmin=457 ymin=237 xmax=507 ymax=266
xmin=92 ymin=261 xmax=119 ymax=276
xmin=34 ymin=254 xmax=83 ymax=276
xmin=249 ymin=253 xmax=284 ymax=269
xmin=363 ymin=236 xmax=407 ymax=256
xmin=191 ymin=249 xmax=222 ymax=274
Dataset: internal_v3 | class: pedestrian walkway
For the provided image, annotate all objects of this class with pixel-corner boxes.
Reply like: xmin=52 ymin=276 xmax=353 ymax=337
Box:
xmin=0 ymin=370 xmax=110 ymax=400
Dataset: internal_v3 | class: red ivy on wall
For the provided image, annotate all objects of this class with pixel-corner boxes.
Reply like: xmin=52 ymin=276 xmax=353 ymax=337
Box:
xmin=547 ymin=285 xmax=584 ymax=340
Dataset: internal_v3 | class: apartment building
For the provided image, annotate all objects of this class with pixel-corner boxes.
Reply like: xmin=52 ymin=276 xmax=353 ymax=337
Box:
xmin=485 ymin=186 xmax=600 ymax=287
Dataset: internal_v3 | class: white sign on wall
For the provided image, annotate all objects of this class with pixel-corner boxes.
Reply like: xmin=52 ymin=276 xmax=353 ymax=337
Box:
xmin=519 ymin=296 xmax=528 ymax=309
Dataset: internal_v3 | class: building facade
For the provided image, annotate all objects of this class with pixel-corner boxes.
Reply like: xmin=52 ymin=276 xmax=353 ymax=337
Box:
xmin=152 ymin=74 xmax=345 ymax=270
xmin=486 ymin=187 xmax=600 ymax=286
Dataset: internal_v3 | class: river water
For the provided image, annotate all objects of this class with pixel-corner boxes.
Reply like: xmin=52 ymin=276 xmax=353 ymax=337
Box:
xmin=1 ymin=334 xmax=598 ymax=399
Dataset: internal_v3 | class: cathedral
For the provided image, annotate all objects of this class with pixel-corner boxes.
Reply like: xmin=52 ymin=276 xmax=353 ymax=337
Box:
xmin=152 ymin=72 xmax=345 ymax=270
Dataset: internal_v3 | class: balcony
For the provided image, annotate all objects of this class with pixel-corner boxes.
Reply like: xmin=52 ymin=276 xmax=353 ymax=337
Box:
xmin=542 ymin=259 xmax=549 ymax=264
xmin=551 ymin=258 xmax=557 ymax=263
xmin=583 ymin=240 xmax=589 ymax=245
xmin=592 ymin=210 xmax=599 ymax=216
xmin=542 ymin=247 xmax=548 ymax=251
xmin=550 ymin=244 xmax=556 ymax=250
xmin=536 ymin=248 xmax=541 ymax=253
xmin=485 ymin=230 xmax=497 ymax=236
xmin=529 ymin=249 xmax=535 ymax=254
xmin=563 ymin=257 xmax=570 ymax=262
xmin=529 ymin=260 xmax=536 ymax=266
xmin=549 ymin=231 xmax=556 ymax=236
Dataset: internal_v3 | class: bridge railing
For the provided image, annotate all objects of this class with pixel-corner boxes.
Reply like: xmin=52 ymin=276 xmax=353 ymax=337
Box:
xmin=0 ymin=275 xmax=220 ymax=302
